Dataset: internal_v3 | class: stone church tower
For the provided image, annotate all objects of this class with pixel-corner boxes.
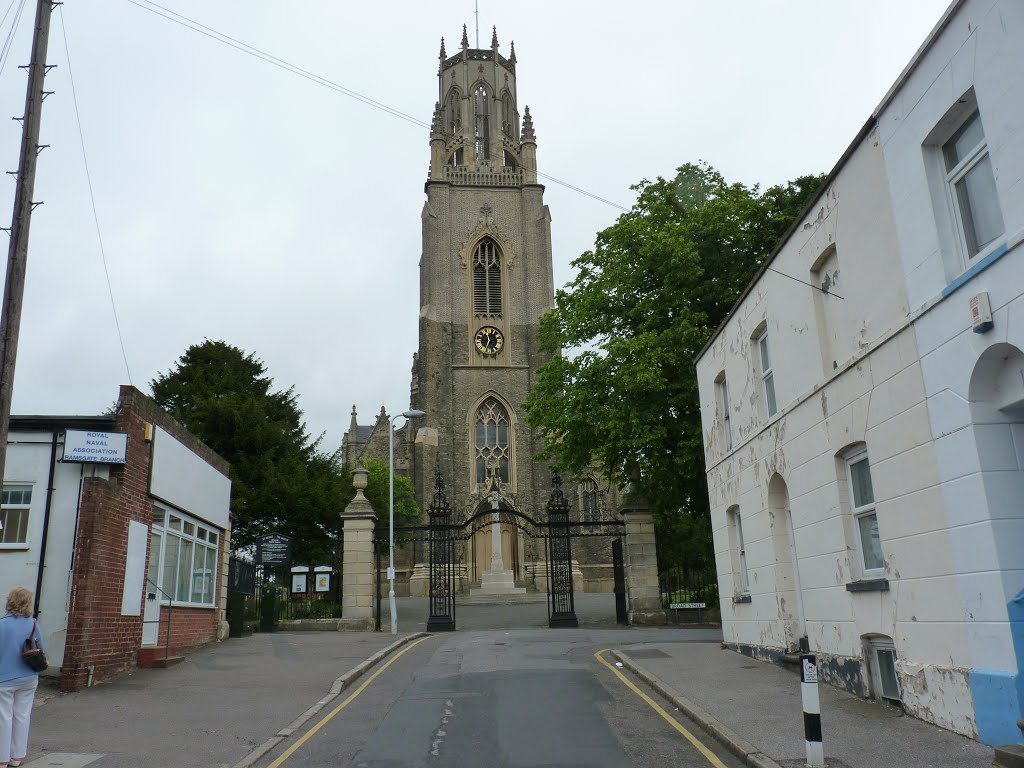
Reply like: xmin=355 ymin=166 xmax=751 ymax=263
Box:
xmin=403 ymin=26 xmax=615 ymax=592
xmin=344 ymin=26 xmax=618 ymax=594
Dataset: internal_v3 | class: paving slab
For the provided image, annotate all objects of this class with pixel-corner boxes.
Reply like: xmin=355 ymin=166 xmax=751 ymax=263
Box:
xmin=26 ymin=632 xmax=415 ymax=768
xmin=615 ymin=641 xmax=996 ymax=768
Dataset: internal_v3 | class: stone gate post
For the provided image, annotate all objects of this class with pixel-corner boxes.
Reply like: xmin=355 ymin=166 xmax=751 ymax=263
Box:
xmin=620 ymin=490 xmax=666 ymax=625
xmin=340 ymin=466 xmax=377 ymax=630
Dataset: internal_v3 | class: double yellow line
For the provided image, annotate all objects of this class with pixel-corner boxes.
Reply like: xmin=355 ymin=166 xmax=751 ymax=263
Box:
xmin=594 ymin=649 xmax=730 ymax=768
xmin=267 ymin=639 xmax=727 ymax=768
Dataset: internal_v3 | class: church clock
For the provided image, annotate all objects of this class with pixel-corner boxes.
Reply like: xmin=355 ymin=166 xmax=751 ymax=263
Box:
xmin=474 ymin=326 xmax=504 ymax=355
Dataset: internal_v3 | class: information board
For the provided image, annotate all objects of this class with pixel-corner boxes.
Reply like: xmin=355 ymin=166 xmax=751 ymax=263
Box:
xmin=63 ymin=430 xmax=128 ymax=464
xmin=256 ymin=533 xmax=293 ymax=566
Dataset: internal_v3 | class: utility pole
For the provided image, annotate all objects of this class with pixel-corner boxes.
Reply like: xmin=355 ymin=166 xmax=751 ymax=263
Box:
xmin=0 ymin=0 xmax=55 ymax=483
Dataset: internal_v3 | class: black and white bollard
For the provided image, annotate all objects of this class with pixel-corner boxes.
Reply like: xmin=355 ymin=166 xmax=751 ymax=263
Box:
xmin=800 ymin=652 xmax=824 ymax=767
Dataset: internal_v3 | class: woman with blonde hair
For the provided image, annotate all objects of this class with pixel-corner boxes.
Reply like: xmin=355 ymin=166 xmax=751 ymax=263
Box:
xmin=0 ymin=587 xmax=42 ymax=768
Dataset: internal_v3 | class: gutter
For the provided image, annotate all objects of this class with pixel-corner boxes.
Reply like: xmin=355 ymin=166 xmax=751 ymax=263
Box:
xmin=32 ymin=427 xmax=60 ymax=617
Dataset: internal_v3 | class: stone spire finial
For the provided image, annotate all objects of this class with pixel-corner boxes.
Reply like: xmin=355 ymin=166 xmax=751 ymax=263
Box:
xmin=461 ymin=24 xmax=469 ymax=49
xmin=439 ymin=37 xmax=446 ymax=60
xmin=348 ymin=404 xmax=359 ymax=436
xmin=521 ymin=106 xmax=536 ymax=142
xmin=509 ymin=40 xmax=517 ymax=64
xmin=430 ymin=101 xmax=444 ymax=138
xmin=491 ymin=25 xmax=498 ymax=49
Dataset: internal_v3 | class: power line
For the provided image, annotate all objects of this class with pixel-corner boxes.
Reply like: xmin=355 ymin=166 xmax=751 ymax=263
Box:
xmin=0 ymin=0 xmax=28 ymax=81
xmin=58 ymin=5 xmax=133 ymax=383
xmin=122 ymin=0 xmax=629 ymax=212
xmin=766 ymin=266 xmax=845 ymax=300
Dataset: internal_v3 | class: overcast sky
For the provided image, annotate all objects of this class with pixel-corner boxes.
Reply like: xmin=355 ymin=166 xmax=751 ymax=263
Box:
xmin=0 ymin=0 xmax=952 ymax=451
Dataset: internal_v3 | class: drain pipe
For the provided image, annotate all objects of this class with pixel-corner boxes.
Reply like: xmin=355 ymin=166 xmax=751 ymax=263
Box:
xmin=32 ymin=427 xmax=60 ymax=617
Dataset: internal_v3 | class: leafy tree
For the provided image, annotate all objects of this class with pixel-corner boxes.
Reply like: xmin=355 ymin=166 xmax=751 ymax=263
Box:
xmin=338 ymin=458 xmax=421 ymax=552
xmin=525 ymin=162 xmax=823 ymax=566
xmin=151 ymin=340 xmax=349 ymax=562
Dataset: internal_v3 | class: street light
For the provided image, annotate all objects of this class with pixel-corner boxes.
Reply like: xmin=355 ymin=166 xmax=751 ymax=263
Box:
xmin=389 ymin=409 xmax=425 ymax=634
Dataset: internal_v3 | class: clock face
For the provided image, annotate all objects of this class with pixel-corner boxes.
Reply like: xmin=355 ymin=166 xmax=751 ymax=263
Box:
xmin=474 ymin=326 xmax=504 ymax=355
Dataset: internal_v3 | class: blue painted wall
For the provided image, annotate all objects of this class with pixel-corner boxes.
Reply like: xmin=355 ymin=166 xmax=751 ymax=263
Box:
xmin=971 ymin=589 xmax=1024 ymax=745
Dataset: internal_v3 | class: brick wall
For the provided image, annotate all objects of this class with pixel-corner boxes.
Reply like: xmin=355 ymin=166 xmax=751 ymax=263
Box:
xmin=60 ymin=386 xmax=229 ymax=691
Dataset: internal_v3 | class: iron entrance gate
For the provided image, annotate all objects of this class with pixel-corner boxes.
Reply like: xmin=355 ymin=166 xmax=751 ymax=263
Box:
xmin=374 ymin=471 xmax=626 ymax=631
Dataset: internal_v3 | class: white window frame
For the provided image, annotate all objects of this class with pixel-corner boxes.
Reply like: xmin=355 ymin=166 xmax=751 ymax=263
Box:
xmin=757 ymin=330 xmax=777 ymax=418
xmin=866 ymin=635 xmax=901 ymax=704
xmin=0 ymin=483 xmax=33 ymax=548
xmin=716 ymin=373 xmax=732 ymax=452
xmin=846 ymin=450 xmax=883 ymax=575
xmin=149 ymin=505 xmax=221 ymax=608
xmin=730 ymin=508 xmax=749 ymax=595
xmin=942 ymin=110 xmax=1004 ymax=267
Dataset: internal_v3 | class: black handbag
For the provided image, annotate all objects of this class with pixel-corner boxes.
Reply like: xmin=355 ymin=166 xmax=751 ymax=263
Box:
xmin=21 ymin=618 xmax=47 ymax=673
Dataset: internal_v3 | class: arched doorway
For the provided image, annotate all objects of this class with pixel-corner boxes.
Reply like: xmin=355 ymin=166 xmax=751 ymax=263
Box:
xmin=967 ymin=342 xmax=1024 ymax=744
xmin=768 ymin=473 xmax=806 ymax=651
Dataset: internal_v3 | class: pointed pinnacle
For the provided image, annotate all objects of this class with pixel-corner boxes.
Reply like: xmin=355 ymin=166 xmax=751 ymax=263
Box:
xmin=491 ymin=25 xmax=498 ymax=49
xmin=430 ymin=101 xmax=444 ymax=137
xmin=461 ymin=24 xmax=469 ymax=48
xmin=521 ymin=105 xmax=536 ymax=141
xmin=439 ymin=37 xmax=446 ymax=59
xmin=509 ymin=40 xmax=517 ymax=63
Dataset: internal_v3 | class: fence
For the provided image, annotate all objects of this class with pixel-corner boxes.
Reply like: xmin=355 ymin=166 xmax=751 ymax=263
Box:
xmin=227 ymin=554 xmax=344 ymax=631
xmin=659 ymin=561 xmax=720 ymax=619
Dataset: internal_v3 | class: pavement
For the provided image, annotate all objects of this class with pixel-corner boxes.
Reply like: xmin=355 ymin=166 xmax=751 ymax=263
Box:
xmin=28 ymin=631 xmax=419 ymax=768
xmin=19 ymin=596 xmax=1004 ymax=768
xmin=613 ymin=639 xmax=998 ymax=768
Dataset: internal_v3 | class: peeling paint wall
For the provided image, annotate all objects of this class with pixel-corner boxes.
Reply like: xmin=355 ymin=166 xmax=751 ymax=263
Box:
xmin=875 ymin=0 xmax=1024 ymax=746
xmin=700 ymin=1 xmax=1024 ymax=743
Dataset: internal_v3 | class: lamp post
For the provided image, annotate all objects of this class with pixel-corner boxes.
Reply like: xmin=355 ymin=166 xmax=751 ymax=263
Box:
xmin=389 ymin=409 xmax=425 ymax=634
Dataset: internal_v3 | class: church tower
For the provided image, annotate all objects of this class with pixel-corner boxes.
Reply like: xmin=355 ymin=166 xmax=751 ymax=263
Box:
xmin=408 ymin=26 xmax=556 ymax=585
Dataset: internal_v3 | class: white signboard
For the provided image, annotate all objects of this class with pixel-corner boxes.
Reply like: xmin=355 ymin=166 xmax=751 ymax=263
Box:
xmin=121 ymin=521 xmax=148 ymax=615
xmin=670 ymin=602 xmax=707 ymax=609
xmin=802 ymin=658 xmax=818 ymax=683
xmin=64 ymin=430 xmax=128 ymax=464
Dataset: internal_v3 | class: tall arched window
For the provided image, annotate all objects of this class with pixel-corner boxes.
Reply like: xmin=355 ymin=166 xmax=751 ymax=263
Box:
xmin=445 ymin=88 xmax=461 ymax=134
xmin=473 ymin=84 xmax=490 ymax=161
xmin=475 ymin=397 xmax=511 ymax=485
xmin=501 ymin=90 xmax=517 ymax=138
xmin=473 ymin=238 xmax=502 ymax=317
xmin=580 ymin=478 xmax=599 ymax=522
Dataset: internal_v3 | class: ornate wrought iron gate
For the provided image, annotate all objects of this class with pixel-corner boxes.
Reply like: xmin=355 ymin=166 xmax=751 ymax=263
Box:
xmin=426 ymin=471 xmax=456 ymax=632
xmin=374 ymin=470 xmax=626 ymax=632
xmin=545 ymin=473 xmax=578 ymax=628
xmin=612 ymin=537 xmax=627 ymax=625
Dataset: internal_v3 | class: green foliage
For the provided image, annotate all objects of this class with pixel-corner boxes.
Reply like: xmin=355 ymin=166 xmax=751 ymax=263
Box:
xmin=340 ymin=459 xmax=421 ymax=552
xmin=151 ymin=340 xmax=350 ymax=563
xmin=525 ymin=162 xmax=823 ymax=566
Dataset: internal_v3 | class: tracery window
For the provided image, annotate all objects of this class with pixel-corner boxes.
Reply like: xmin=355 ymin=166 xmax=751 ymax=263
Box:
xmin=473 ymin=84 xmax=490 ymax=161
xmin=475 ymin=397 xmax=511 ymax=486
xmin=473 ymin=238 xmax=502 ymax=317
xmin=445 ymin=88 xmax=461 ymax=134
xmin=580 ymin=478 xmax=599 ymax=522
xmin=501 ymin=90 xmax=517 ymax=138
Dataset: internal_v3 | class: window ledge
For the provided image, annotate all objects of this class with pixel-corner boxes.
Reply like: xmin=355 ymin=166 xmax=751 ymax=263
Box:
xmin=846 ymin=578 xmax=890 ymax=593
xmin=0 ymin=544 xmax=30 ymax=551
xmin=941 ymin=240 xmax=1010 ymax=299
xmin=732 ymin=593 xmax=752 ymax=604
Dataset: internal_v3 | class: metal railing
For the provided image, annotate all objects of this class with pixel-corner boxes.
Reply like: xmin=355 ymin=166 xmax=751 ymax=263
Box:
xmin=143 ymin=578 xmax=174 ymax=663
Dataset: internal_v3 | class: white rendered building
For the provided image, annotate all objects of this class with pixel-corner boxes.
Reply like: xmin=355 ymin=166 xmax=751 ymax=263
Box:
xmin=695 ymin=0 xmax=1023 ymax=744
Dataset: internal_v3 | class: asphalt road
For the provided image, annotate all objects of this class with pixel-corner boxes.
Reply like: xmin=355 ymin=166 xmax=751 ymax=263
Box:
xmin=255 ymin=629 xmax=744 ymax=768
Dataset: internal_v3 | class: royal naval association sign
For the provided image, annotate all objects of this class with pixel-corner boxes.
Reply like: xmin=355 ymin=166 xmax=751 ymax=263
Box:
xmin=63 ymin=430 xmax=128 ymax=464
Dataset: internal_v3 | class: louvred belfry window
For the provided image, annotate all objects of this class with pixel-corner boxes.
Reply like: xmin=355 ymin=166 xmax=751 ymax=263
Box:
xmin=473 ymin=238 xmax=502 ymax=318
xmin=474 ymin=84 xmax=490 ymax=161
